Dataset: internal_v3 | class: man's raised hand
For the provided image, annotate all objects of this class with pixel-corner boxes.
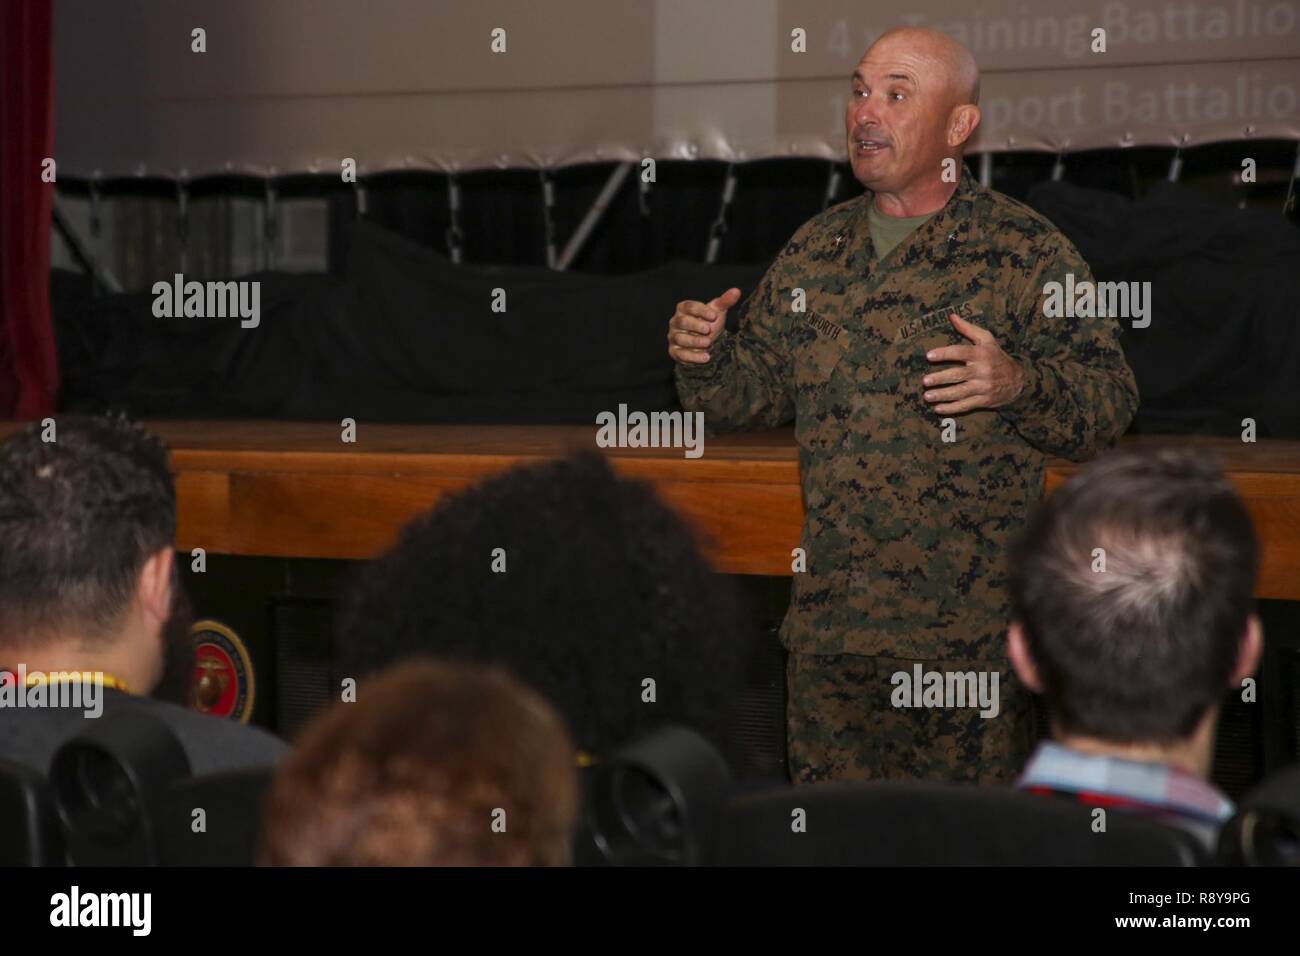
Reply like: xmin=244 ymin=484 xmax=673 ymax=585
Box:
xmin=667 ymin=287 xmax=743 ymax=365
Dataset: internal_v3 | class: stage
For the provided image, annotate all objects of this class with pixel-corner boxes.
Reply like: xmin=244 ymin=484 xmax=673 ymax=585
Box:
xmin=5 ymin=421 xmax=1296 ymax=599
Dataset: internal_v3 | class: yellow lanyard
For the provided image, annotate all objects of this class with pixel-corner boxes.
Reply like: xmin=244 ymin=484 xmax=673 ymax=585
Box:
xmin=22 ymin=671 xmax=130 ymax=694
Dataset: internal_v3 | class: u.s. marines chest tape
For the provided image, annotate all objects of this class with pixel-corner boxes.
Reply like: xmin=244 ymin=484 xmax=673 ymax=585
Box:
xmin=894 ymin=300 xmax=980 ymax=344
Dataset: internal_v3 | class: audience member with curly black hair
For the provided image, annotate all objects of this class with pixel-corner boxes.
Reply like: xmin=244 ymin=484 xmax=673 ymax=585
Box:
xmin=335 ymin=449 xmax=746 ymax=760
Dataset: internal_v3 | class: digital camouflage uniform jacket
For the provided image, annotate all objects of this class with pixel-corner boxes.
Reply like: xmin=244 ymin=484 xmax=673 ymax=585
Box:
xmin=675 ymin=167 xmax=1139 ymax=661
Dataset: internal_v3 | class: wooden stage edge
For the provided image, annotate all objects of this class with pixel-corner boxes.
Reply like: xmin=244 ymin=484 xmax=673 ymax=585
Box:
xmin=3 ymin=420 xmax=1299 ymax=601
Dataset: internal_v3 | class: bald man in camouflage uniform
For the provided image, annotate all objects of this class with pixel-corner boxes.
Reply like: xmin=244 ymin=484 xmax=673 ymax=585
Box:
xmin=668 ymin=28 xmax=1138 ymax=785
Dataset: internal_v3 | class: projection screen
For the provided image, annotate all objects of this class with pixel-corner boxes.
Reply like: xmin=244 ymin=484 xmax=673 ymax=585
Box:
xmin=53 ymin=0 xmax=1300 ymax=180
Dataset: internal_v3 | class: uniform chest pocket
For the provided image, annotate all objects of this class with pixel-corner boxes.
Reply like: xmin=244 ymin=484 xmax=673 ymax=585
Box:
xmin=791 ymin=318 xmax=852 ymax=455
xmin=792 ymin=318 xmax=848 ymax=388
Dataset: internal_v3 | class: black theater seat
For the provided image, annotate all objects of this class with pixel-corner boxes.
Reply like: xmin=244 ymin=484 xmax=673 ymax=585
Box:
xmin=28 ymin=712 xmax=273 ymax=866
xmin=719 ymin=780 xmax=1208 ymax=866
xmin=0 ymin=758 xmax=64 ymax=866
xmin=1218 ymin=763 xmax=1300 ymax=866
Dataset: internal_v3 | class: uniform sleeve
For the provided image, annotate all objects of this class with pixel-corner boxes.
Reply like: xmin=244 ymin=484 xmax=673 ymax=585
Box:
xmin=996 ymin=238 xmax=1140 ymax=462
xmin=674 ymin=248 xmax=797 ymax=433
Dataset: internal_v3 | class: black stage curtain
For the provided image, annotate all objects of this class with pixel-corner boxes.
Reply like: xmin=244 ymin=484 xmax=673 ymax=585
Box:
xmin=1027 ymin=180 xmax=1300 ymax=440
xmin=52 ymin=159 xmax=1300 ymax=436
xmin=53 ymin=221 xmax=765 ymax=424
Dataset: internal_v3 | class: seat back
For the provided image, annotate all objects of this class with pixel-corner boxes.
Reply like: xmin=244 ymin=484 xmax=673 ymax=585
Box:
xmin=1218 ymin=763 xmax=1300 ymax=866
xmin=49 ymin=710 xmax=191 ymax=866
xmin=0 ymin=758 xmax=64 ymax=865
xmin=719 ymin=780 xmax=1208 ymax=866
xmin=17 ymin=712 xmax=274 ymax=867
xmin=576 ymin=726 xmax=732 ymax=866
xmin=155 ymin=768 xmax=275 ymax=866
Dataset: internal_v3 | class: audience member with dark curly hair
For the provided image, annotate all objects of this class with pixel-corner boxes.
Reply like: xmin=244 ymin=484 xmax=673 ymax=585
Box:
xmin=0 ymin=414 xmax=286 ymax=773
xmin=259 ymin=658 xmax=579 ymax=866
xmin=335 ymin=450 xmax=746 ymax=760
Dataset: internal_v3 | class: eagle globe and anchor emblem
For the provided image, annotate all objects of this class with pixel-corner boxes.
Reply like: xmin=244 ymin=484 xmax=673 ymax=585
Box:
xmin=189 ymin=620 xmax=256 ymax=723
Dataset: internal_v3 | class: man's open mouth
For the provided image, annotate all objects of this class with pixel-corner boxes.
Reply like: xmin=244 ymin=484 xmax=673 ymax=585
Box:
xmin=854 ymin=139 xmax=889 ymax=154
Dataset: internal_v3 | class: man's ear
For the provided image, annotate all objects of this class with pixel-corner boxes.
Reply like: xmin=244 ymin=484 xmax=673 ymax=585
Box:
xmin=1229 ymin=613 xmax=1264 ymax=687
xmin=948 ymin=104 xmax=980 ymax=149
xmin=136 ymin=547 xmax=174 ymax=628
xmin=1007 ymin=620 xmax=1044 ymax=693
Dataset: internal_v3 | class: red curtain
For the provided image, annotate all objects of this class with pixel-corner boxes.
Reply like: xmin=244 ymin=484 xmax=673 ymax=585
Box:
xmin=0 ymin=0 xmax=56 ymax=419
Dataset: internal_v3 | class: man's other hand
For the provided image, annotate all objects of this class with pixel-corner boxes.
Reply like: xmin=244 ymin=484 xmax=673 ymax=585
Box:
xmin=921 ymin=313 xmax=1026 ymax=413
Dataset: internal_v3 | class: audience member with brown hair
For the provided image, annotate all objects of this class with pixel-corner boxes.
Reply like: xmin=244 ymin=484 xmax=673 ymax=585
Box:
xmin=1007 ymin=446 xmax=1263 ymax=849
xmin=259 ymin=658 xmax=580 ymax=867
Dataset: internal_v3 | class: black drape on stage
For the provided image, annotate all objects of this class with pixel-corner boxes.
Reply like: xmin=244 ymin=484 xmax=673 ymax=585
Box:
xmin=51 ymin=152 xmax=1300 ymax=435
xmin=53 ymin=220 xmax=765 ymax=424
xmin=1027 ymin=179 xmax=1300 ymax=440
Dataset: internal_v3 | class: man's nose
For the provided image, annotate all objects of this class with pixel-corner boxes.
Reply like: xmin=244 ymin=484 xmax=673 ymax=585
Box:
xmin=852 ymin=96 xmax=883 ymax=128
